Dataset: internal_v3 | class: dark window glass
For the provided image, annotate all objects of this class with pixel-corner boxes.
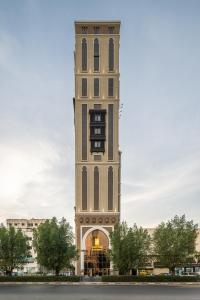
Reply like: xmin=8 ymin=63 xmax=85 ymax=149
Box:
xmin=82 ymin=104 xmax=87 ymax=160
xmin=94 ymin=141 xmax=101 ymax=148
xmin=82 ymin=39 xmax=87 ymax=71
xmin=94 ymin=114 xmax=101 ymax=122
xmin=109 ymin=38 xmax=114 ymax=71
xmin=108 ymin=166 xmax=113 ymax=210
xmin=94 ymin=128 xmax=101 ymax=135
xmin=94 ymin=26 xmax=100 ymax=34
xmin=94 ymin=78 xmax=99 ymax=96
xmin=82 ymin=78 xmax=87 ymax=97
xmin=82 ymin=26 xmax=88 ymax=34
xmin=94 ymin=167 xmax=99 ymax=210
xmin=108 ymin=26 xmax=115 ymax=34
xmin=82 ymin=166 xmax=87 ymax=210
xmin=108 ymin=78 xmax=114 ymax=97
xmin=108 ymin=104 xmax=114 ymax=160
xmin=94 ymin=38 xmax=99 ymax=71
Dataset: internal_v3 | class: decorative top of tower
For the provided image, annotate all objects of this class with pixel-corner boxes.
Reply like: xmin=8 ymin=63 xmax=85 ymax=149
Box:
xmin=74 ymin=21 xmax=120 ymax=35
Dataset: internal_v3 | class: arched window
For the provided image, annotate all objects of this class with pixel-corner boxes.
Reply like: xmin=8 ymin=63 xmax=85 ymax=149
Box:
xmin=82 ymin=166 xmax=87 ymax=210
xmin=108 ymin=166 xmax=113 ymax=210
xmin=94 ymin=167 xmax=99 ymax=210
xmin=82 ymin=38 xmax=87 ymax=71
xmin=94 ymin=38 xmax=99 ymax=71
xmin=109 ymin=38 xmax=114 ymax=71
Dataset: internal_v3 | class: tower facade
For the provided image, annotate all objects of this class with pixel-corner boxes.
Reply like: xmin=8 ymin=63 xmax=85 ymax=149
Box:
xmin=74 ymin=21 xmax=121 ymax=276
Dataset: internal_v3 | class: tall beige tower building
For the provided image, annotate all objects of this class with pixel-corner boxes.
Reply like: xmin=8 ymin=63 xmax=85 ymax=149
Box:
xmin=74 ymin=21 xmax=121 ymax=276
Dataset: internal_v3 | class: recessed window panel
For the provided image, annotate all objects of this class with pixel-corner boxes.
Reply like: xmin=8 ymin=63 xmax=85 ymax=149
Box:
xmin=108 ymin=78 xmax=114 ymax=97
xmin=94 ymin=128 xmax=101 ymax=135
xmin=94 ymin=39 xmax=99 ymax=71
xmin=82 ymin=78 xmax=87 ymax=97
xmin=82 ymin=38 xmax=87 ymax=71
xmin=94 ymin=114 xmax=101 ymax=122
xmin=94 ymin=78 xmax=99 ymax=97
xmin=94 ymin=141 xmax=101 ymax=148
xmin=109 ymin=38 xmax=114 ymax=71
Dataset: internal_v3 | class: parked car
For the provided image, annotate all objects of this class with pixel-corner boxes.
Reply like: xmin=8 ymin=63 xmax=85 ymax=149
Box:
xmin=157 ymin=273 xmax=172 ymax=276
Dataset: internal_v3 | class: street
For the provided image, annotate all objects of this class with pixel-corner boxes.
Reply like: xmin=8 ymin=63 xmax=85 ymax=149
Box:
xmin=0 ymin=285 xmax=200 ymax=300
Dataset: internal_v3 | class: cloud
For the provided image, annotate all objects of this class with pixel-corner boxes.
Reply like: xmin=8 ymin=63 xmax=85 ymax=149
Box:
xmin=121 ymin=152 xmax=200 ymax=227
xmin=0 ymin=134 xmax=74 ymax=225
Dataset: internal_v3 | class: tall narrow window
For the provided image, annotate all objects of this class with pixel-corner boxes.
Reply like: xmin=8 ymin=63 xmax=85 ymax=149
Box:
xmin=94 ymin=38 xmax=99 ymax=71
xmin=108 ymin=167 xmax=113 ymax=210
xmin=94 ymin=78 xmax=99 ymax=97
xmin=82 ymin=104 xmax=87 ymax=160
xmin=82 ymin=166 xmax=87 ymax=210
xmin=109 ymin=38 xmax=114 ymax=71
xmin=82 ymin=38 xmax=87 ymax=71
xmin=108 ymin=104 xmax=113 ymax=160
xmin=108 ymin=78 xmax=114 ymax=97
xmin=82 ymin=78 xmax=87 ymax=97
xmin=94 ymin=167 xmax=99 ymax=210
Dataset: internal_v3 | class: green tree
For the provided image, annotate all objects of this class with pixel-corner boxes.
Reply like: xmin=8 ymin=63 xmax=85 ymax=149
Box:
xmin=126 ymin=225 xmax=151 ymax=273
xmin=110 ymin=222 xmax=151 ymax=275
xmin=153 ymin=215 xmax=198 ymax=274
xmin=0 ymin=225 xmax=30 ymax=275
xmin=33 ymin=217 xmax=77 ymax=275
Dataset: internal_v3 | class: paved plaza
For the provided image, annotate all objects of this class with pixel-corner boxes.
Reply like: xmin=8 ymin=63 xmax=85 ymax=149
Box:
xmin=0 ymin=285 xmax=200 ymax=300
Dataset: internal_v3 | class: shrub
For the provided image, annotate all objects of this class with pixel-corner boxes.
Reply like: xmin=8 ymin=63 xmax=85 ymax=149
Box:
xmin=102 ymin=275 xmax=200 ymax=282
xmin=0 ymin=276 xmax=80 ymax=282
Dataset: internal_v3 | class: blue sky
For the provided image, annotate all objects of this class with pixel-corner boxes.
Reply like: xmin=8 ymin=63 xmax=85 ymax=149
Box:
xmin=0 ymin=0 xmax=200 ymax=227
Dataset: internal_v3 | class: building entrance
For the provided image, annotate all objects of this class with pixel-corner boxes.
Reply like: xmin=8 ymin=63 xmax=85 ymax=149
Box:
xmin=84 ymin=229 xmax=110 ymax=276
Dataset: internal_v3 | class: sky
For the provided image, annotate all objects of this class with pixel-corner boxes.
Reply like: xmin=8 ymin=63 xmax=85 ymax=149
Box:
xmin=0 ymin=0 xmax=200 ymax=228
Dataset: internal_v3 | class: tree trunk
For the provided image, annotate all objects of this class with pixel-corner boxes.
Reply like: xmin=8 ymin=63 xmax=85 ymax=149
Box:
xmin=55 ymin=269 xmax=60 ymax=276
xmin=6 ymin=269 xmax=12 ymax=276
xmin=171 ymin=266 xmax=175 ymax=276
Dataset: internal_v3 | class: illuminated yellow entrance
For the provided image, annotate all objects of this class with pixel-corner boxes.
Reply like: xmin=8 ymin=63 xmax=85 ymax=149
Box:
xmin=84 ymin=230 xmax=110 ymax=276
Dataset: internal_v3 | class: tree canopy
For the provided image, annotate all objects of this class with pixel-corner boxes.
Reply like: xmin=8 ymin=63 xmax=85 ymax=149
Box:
xmin=33 ymin=217 xmax=77 ymax=275
xmin=153 ymin=215 xmax=198 ymax=273
xmin=110 ymin=222 xmax=151 ymax=275
xmin=0 ymin=225 xmax=30 ymax=275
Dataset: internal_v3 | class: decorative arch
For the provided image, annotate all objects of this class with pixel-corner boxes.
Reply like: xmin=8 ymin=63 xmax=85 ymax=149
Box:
xmin=82 ymin=226 xmax=110 ymax=251
xmin=81 ymin=226 xmax=111 ymax=272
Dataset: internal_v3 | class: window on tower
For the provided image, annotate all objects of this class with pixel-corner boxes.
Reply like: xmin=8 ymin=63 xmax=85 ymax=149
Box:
xmin=108 ymin=26 xmax=115 ymax=34
xmin=82 ymin=78 xmax=87 ymax=97
xmin=82 ymin=38 xmax=87 ymax=71
xmin=94 ymin=26 xmax=100 ymax=34
xmin=94 ymin=38 xmax=99 ymax=71
xmin=94 ymin=141 xmax=101 ymax=148
xmin=94 ymin=78 xmax=99 ymax=97
xmin=109 ymin=38 xmax=114 ymax=71
xmin=89 ymin=109 xmax=106 ymax=153
xmin=94 ymin=127 xmax=101 ymax=135
xmin=94 ymin=113 xmax=101 ymax=122
xmin=82 ymin=26 xmax=88 ymax=34
xmin=108 ymin=78 xmax=114 ymax=97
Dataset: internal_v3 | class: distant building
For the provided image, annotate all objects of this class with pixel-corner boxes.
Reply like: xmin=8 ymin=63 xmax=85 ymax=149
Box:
xmin=6 ymin=218 xmax=46 ymax=274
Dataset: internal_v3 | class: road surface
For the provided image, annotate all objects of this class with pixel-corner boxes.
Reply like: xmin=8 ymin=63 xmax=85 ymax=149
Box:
xmin=0 ymin=285 xmax=200 ymax=300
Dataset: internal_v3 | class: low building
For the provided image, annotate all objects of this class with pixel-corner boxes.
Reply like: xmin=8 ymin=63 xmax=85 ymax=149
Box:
xmin=6 ymin=218 xmax=46 ymax=274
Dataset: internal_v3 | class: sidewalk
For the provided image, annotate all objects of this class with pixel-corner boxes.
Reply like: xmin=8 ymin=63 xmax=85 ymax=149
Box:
xmin=0 ymin=281 xmax=200 ymax=287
